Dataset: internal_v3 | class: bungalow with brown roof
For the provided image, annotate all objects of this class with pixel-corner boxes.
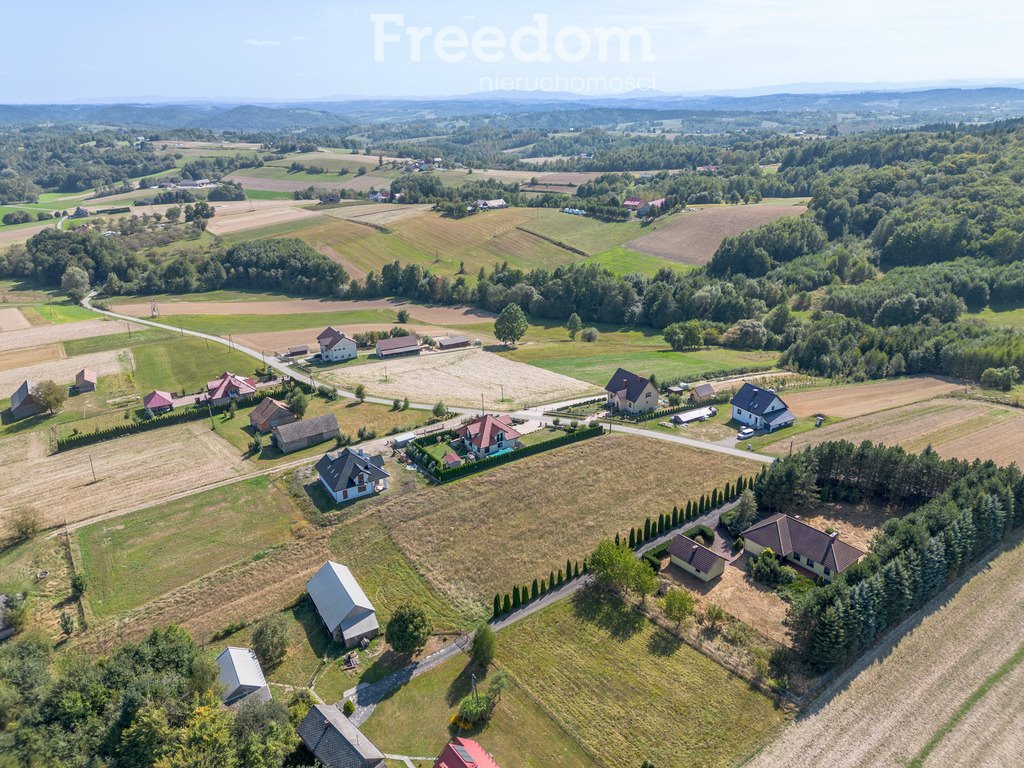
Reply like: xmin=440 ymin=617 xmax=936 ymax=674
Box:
xmin=249 ymin=397 xmax=295 ymax=433
xmin=742 ymin=513 xmax=865 ymax=582
xmin=688 ymin=382 xmax=716 ymax=403
xmin=143 ymin=390 xmax=174 ymax=413
xmin=375 ymin=335 xmax=420 ymax=359
xmin=455 ymin=414 xmax=521 ymax=459
xmin=75 ymin=369 xmax=97 ymax=393
xmin=667 ymin=533 xmax=727 ymax=582
xmin=206 ymin=372 xmax=256 ymax=406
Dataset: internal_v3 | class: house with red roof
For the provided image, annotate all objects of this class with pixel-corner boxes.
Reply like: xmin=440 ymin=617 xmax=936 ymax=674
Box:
xmin=206 ymin=372 xmax=256 ymax=406
xmin=454 ymin=414 xmax=521 ymax=459
xmin=434 ymin=738 xmax=500 ymax=768
xmin=623 ymin=195 xmax=643 ymax=210
xmin=142 ymin=390 xmax=174 ymax=413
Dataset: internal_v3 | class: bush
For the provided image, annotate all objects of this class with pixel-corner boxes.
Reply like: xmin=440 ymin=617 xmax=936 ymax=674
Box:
xmin=581 ymin=327 xmax=600 ymax=343
xmin=683 ymin=524 xmax=715 ymax=546
xmin=747 ymin=548 xmax=796 ymax=587
xmin=342 ymin=699 xmax=355 ymax=717
xmin=70 ymin=574 xmax=85 ymax=595
xmin=252 ymin=614 xmax=291 ymax=669
xmin=458 ymin=692 xmax=493 ymax=724
xmin=7 ymin=506 xmax=41 ymax=542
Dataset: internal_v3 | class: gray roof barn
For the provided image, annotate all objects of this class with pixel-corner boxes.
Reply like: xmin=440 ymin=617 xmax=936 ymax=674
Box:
xmin=306 ymin=561 xmax=379 ymax=646
xmin=297 ymin=704 xmax=385 ymax=768
xmin=272 ymin=413 xmax=340 ymax=453
xmin=316 ymin=448 xmax=390 ymax=494
xmin=215 ymin=647 xmax=270 ymax=707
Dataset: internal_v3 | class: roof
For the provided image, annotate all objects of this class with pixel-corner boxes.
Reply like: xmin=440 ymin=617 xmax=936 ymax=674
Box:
xmin=250 ymin=397 xmax=291 ymax=424
xmin=288 ymin=345 xmax=310 ymax=355
xmin=442 ymin=452 xmax=461 ymax=465
xmin=306 ymin=561 xmax=377 ymax=638
xmin=764 ymin=408 xmax=795 ymax=426
xmin=76 ymin=369 xmax=97 ymax=387
xmin=437 ymin=335 xmax=470 ymax=348
xmin=730 ymin=383 xmax=787 ymax=416
xmin=215 ymin=647 xmax=267 ymax=701
xmin=297 ymin=704 xmax=385 ymax=768
xmin=375 ymin=335 xmax=419 ymax=353
xmin=667 ymin=534 xmax=726 ymax=574
xmin=10 ymin=380 xmax=33 ymax=411
xmin=604 ymin=367 xmax=653 ymax=403
xmin=435 ymin=738 xmax=501 ymax=768
xmin=316 ymin=448 xmax=390 ymax=492
xmin=743 ymin=514 xmax=865 ymax=574
xmin=318 ymin=327 xmax=352 ymax=350
xmin=691 ymin=383 xmax=716 ymax=399
xmin=143 ymin=390 xmax=173 ymax=409
xmin=455 ymin=414 xmax=521 ymax=451
xmin=273 ymin=413 xmax=339 ymax=444
xmin=207 ymin=372 xmax=256 ymax=401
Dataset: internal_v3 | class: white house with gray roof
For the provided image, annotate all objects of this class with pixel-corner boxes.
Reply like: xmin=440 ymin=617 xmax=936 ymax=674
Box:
xmin=604 ymin=367 xmax=659 ymax=414
xmin=215 ymin=647 xmax=271 ymax=707
xmin=307 ymin=561 xmax=379 ymax=647
xmin=730 ymin=383 xmax=795 ymax=432
xmin=315 ymin=448 xmax=390 ymax=504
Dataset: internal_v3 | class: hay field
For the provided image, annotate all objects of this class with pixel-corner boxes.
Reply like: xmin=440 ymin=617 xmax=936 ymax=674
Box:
xmin=0 ymin=307 xmax=29 ymax=331
xmin=323 ymin=348 xmax=597 ymax=409
xmin=626 ymin=203 xmax=807 ymax=265
xmin=0 ymin=318 xmax=140 ymax=352
xmin=204 ymin=203 xmax=323 ymax=236
xmin=0 ymin=349 xmax=127 ymax=392
xmin=0 ymin=423 xmax=246 ymax=530
xmin=783 ymin=376 xmax=966 ymax=419
xmin=383 ymin=433 xmax=761 ymax=614
xmin=764 ymin=398 xmax=1022 ymax=465
xmin=746 ymin=538 xmax=1024 ymax=768
xmin=0 ymin=344 xmax=64 ymax=372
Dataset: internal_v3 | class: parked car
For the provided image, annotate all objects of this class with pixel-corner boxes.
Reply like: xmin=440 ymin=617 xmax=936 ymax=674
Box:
xmin=736 ymin=427 xmax=755 ymax=439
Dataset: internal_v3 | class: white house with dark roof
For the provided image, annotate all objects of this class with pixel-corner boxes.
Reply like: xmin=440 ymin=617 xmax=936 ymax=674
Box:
xmin=215 ymin=647 xmax=271 ymax=707
xmin=667 ymin=534 xmax=727 ymax=582
xmin=317 ymin=327 xmax=357 ymax=362
xmin=297 ymin=704 xmax=385 ymax=768
xmin=730 ymin=383 xmax=795 ymax=432
xmin=306 ymin=561 xmax=380 ymax=647
xmin=316 ymin=447 xmax=390 ymax=503
xmin=742 ymin=514 xmax=866 ymax=582
xmin=604 ymin=367 xmax=659 ymax=414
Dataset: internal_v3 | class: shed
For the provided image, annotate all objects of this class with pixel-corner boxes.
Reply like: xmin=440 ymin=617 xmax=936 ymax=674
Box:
xmin=272 ymin=413 xmax=340 ymax=454
xmin=375 ymin=335 xmax=420 ymax=358
xmin=75 ymin=369 xmax=97 ymax=393
xmin=142 ymin=390 xmax=174 ymax=413
xmin=306 ymin=561 xmax=379 ymax=647
xmin=436 ymin=335 xmax=471 ymax=351
xmin=249 ymin=397 xmax=295 ymax=434
xmin=689 ymin=383 xmax=716 ymax=402
xmin=434 ymin=737 xmax=501 ymax=768
xmin=215 ymin=647 xmax=270 ymax=707
xmin=391 ymin=431 xmax=417 ymax=448
xmin=667 ymin=534 xmax=726 ymax=582
xmin=8 ymin=380 xmax=40 ymax=421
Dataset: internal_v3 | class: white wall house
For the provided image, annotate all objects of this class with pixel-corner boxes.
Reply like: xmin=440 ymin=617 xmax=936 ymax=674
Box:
xmin=605 ymin=368 xmax=659 ymax=415
xmin=317 ymin=327 xmax=357 ymax=362
xmin=729 ymin=383 xmax=795 ymax=432
xmin=315 ymin=447 xmax=390 ymax=504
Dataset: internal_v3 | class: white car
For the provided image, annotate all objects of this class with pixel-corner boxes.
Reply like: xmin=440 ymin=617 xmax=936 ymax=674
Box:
xmin=736 ymin=427 xmax=755 ymax=439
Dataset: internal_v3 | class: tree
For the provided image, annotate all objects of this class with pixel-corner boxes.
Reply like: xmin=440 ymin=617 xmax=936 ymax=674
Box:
xmin=385 ymin=605 xmax=432 ymax=654
xmin=120 ymin=703 xmax=174 ymax=768
xmin=493 ymin=594 xmax=501 ymax=618
xmin=7 ymin=506 xmax=40 ymax=542
xmin=284 ymin=388 xmax=308 ymax=417
xmin=566 ymin=312 xmax=583 ymax=340
xmin=396 ymin=309 xmax=410 ymax=324
xmin=252 ymin=614 xmax=290 ymax=669
xmin=581 ymin=327 xmax=600 ymax=343
xmin=471 ymin=625 xmax=496 ymax=666
xmin=663 ymin=588 xmax=695 ymax=627
xmin=701 ymin=603 xmax=725 ymax=630
xmin=165 ymin=206 xmax=181 ymax=223
xmin=61 ymin=265 xmax=90 ymax=301
xmin=159 ymin=699 xmax=237 ymax=768
xmin=663 ymin=321 xmax=703 ymax=351
xmin=354 ymin=383 xmax=367 ymax=402
xmin=59 ymin=610 xmax=75 ymax=637
xmin=589 ymin=539 xmax=652 ymax=598
xmin=722 ymin=489 xmax=759 ymax=536
xmin=31 ymin=380 xmax=66 ymax=414
xmin=432 ymin=400 xmax=446 ymax=418
xmin=494 ymin=303 xmax=528 ymax=346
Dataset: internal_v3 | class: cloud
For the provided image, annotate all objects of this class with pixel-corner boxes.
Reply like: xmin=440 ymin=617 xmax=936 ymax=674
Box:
xmin=244 ymin=38 xmax=281 ymax=47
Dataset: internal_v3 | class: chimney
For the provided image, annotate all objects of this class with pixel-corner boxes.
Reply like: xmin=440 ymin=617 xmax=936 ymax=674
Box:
xmin=830 ymin=531 xmax=838 ymax=539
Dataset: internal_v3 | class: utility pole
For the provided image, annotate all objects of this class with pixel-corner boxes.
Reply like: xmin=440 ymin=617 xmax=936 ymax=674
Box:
xmin=480 ymin=393 xmax=485 ymax=416
xmin=88 ymin=455 xmax=97 ymax=483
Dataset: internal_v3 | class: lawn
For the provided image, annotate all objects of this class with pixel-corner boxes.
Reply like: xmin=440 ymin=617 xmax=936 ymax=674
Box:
xmin=77 ymin=475 xmax=303 ymax=618
xmin=972 ymin=306 xmax=1024 ymax=330
xmin=169 ymin=308 xmax=399 ymax=336
xmin=62 ymin=328 xmax=173 ymax=356
xmin=131 ymin=336 xmax=266 ymax=394
xmin=588 ymin=246 xmax=695 ymax=277
xmin=382 ymin=433 xmax=762 ymax=615
xmin=362 ymin=654 xmax=602 ymax=768
xmin=19 ymin=301 xmax=98 ymax=325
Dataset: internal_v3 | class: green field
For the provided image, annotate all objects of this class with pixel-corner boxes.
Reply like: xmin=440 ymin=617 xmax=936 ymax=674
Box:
xmin=131 ymin=336 xmax=266 ymax=393
xmin=19 ymin=301 xmax=99 ymax=324
xmin=62 ymin=329 xmax=172 ymax=356
xmin=170 ymin=308 xmax=399 ymax=336
xmin=588 ymin=246 xmax=693 ymax=277
xmin=973 ymin=306 xmax=1024 ymax=330
xmin=77 ymin=475 xmax=301 ymax=618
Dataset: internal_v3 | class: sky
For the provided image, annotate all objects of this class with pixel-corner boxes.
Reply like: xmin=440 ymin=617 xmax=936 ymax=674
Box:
xmin=1 ymin=0 xmax=1023 ymax=102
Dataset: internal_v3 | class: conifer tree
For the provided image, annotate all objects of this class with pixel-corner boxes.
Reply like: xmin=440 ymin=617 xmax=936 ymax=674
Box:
xmin=502 ymin=593 xmax=511 ymax=613
xmin=567 ymin=559 xmax=573 ymax=582
xmin=557 ymin=569 xmax=564 ymax=585
xmin=644 ymin=518 xmax=652 ymax=541
xmin=531 ymin=579 xmax=539 ymax=600
xmin=493 ymin=594 xmax=501 ymax=618
xmin=629 ymin=529 xmax=636 ymax=548
xmin=672 ymin=506 xmax=679 ymax=526
xmin=685 ymin=499 xmax=693 ymax=518
xmin=615 ymin=532 xmax=621 ymax=546
xmin=549 ymin=571 xmax=556 ymax=590
xmin=512 ymin=585 xmax=521 ymax=609
xmin=810 ymin=601 xmax=848 ymax=672
xmin=574 ymin=561 xmax=580 ymax=578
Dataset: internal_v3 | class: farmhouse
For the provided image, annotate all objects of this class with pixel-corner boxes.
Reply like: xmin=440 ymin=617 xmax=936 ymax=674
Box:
xmin=249 ymin=397 xmax=295 ymax=433
xmin=215 ymin=647 xmax=271 ymax=707
xmin=435 ymin=738 xmax=501 ymax=768
xmin=272 ymin=413 xmax=340 ymax=454
xmin=142 ymin=390 xmax=174 ymax=413
xmin=8 ymin=380 xmax=40 ymax=421
xmin=667 ymin=534 xmax=727 ymax=582
xmin=742 ymin=514 xmax=865 ymax=582
xmin=375 ymin=335 xmax=420 ymax=358
xmin=75 ymin=369 xmax=97 ymax=393
xmin=436 ymin=334 xmax=471 ymax=351
xmin=368 ymin=190 xmax=390 ymax=202
xmin=315 ymin=447 xmax=390 ymax=503
xmin=730 ymin=383 xmax=795 ymax=432
xmin=317 ymin=327 xmax=357 ymax=362
xmin=306 ymin=561 xmax=380 ymax=647
xmin=455 ymin=413 xmax=522 ymax=459
xmin=638 ymin=198 xmax=666 ymax=216
xmin=206 ymin=372 xmax=257 ymax=406
xmin=297 ymin=704 xmax=386 ymax=768
xmin=623 ymin=195 xmax=643 ymax=210
xmin=605 ymin=368 xmax=659 ymax=414
xmin=475 ymin=198 xmax=508 ymax=210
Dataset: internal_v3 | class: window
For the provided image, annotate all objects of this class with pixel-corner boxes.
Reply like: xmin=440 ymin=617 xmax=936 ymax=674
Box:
xmin=823 ymin=567 xmax=831 ymax=576
xmin=807 ymin=559 xmax=815 ymax=568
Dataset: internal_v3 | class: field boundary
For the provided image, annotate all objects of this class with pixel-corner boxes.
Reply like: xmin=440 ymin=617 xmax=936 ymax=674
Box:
xmin=514 ymin=225 xmax=589 ymax=256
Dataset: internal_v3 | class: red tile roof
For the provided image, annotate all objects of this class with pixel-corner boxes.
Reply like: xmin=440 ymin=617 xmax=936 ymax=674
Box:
xmin=206 ymin=372 xmax=256 ymax=401
xmin=455 ymin=414 xmax=521 ymax=452
xmin=143 ymin=390 xmax=173 ymax=409
xmin=434 ymin=738 xmax=500 ymax=768
xmin=317 ymin=327 xmax=349 ymax=350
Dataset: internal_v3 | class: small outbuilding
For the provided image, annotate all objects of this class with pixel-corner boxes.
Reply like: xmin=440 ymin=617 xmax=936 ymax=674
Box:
xmin=142 ymin=390 xmax=174 ymax=414
xmin=436 ymin=335 xmax=471 ymax=351
xmin=316 ymin=447 xmax=390 ymax=503
xmin=272 ymin=413 xmax=340 ymax=454
xmin=306 ymin=561 xmax=379 ymax=647
xmin=434 ymin=737 xmax=501 ymax=768
xmin=249 ymin=397 xmax=295 ymax=434
xmin=215 ymin=647 xmax=271 ymax=707
xmin=375 ymin=335 xmax=420 ymax=358
xmin=75 ymin=369 xmax=97 ymax=393
xmin=8 ymin=380 xmax=40 ymax=421
xmin=688 ymin=382 xmax=717 ymax=403
xmin=297 ymin=704 xmax=386 ymax=768
xmin=667 ymin=534 xmax=727 ymax=582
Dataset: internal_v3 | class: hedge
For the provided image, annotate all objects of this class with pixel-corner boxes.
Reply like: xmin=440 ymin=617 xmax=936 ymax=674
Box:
xmin=55 ymin=384 xmax=301 ymax=451
xmin=683 ymin=524 xmax=716 ymax=544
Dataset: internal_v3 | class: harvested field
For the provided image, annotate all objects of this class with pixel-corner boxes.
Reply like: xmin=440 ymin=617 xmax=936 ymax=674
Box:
xmin=0 ymin=423 xmax=246 ymax=530
xmin=764 ymin=398 xmax=1021 ymax=464
xmin=626 ymin=203 xmax=807 ymax=265
xmin=323 ymin=348 xmax=597 ymax=409
xmin=204 ymin=203 xmax=323 ymax=236
xmin=783 ymin=376 xmax=966 ymax=419
xmin=382 ymin=433 xmax=762 ymax=614
xmin=0 ymin=343 xmax=64 ymax=372
xmin=0 ymin=318 xmax=140 ymax=352
xmin=747 ymin=536 xmax=1024 ymax=768
xmin=0 ymin=307 xmax=29 ymax=331
xmin=226 ymin=171 xmax=392 ymax=193
xmin=320 ymin=202 xmax=432 ymax=226
xmin=0 ymin=349 xmax=127 ymax=392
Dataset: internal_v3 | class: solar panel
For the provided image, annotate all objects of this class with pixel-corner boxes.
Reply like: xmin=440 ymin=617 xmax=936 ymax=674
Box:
xmin=453 ymin=744 xmax=475 ymax=763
